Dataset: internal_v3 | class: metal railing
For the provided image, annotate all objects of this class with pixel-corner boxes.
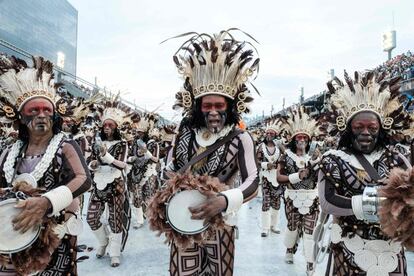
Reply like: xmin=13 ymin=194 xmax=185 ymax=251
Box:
xmin=0 ymin=38 xmax=169 ymax=123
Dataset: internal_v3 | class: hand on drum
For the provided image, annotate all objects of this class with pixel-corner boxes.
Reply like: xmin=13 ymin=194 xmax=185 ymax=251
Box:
xmin=188 ymin=190 xmax=227 ymax=225
xmin=89 ymin=160 xmax=99 ymax=170
xmin=12 ymin=197 xmax=51 ymax=233
xmin=299 ymin=168 xmax=310 ymax=180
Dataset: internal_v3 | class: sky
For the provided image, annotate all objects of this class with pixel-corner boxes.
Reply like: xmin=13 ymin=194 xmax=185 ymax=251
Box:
xmin=69 ymin=0 xmax=414 ymax=122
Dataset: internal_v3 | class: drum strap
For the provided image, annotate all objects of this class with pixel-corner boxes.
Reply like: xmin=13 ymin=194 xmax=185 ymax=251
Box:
xmin=178 ymin=129 xmax=241 ymax=174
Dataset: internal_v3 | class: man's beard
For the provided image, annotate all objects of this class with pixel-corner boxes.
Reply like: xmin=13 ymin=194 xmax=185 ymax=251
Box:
xmin=352 ymin=132 xmax=378 ymax=154
xmin=22 ymin=114 xmax=53 ymax=134
xmin=203 ymin=111 xmax=227 ymax=134
xmin=296 ymin=141 xmax=308 ymax=151
xmin=104 ymin=128 xmax=114 ymax=137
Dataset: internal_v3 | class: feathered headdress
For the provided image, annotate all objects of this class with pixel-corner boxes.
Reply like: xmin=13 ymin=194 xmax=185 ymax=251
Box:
xmin=58 ymin=93 xmax=104 ymax=126
xmin=134 ymin=112 xmax=159 ymax=133
xmin=265 ymin=118 xmax=283 ymax=133
xmin=167 ymin=28 xmax=260 ymax=115
xmin=160 ymin=124 xmax=177 ymax=142
xmin=0 ymin=55 xmax=66 ymax=122
xmin=149 ymin=127 xmax=161 ymax=139
xmin=279 ymin=106 xmax=320 ymax=139
xmin=326 ymin=70 xmax=410 ymax=135
xmin=97 ymin=94 xmax=134 ymax=127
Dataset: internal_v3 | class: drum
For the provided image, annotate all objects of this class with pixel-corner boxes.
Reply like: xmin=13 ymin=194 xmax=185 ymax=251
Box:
xmin=148 ymin=172 xmax=227 ymax=250
xmin=165 ymin=189 xmax=209 ymax=235
xmin=0 ymin=191 xmax=41 ymax=254
xmin=0 ymin=187 xmax=60 ymax=276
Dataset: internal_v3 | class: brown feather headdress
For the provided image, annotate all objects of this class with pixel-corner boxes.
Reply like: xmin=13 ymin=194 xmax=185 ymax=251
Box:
xmin=278 ymin=105 xmax=321 ymax=140
xmin=0 ymin=54 xmax=68 ymax=122
xmin=165 ymin=28 xmax=260 ymax=116
xmin=325 ymin=70 xmax=411 ymax=136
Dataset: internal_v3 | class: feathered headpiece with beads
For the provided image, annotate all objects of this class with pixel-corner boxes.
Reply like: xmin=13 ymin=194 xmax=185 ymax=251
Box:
xmin=265 ymin=118 xmax=283 ymax=133
xmin=325 ymin=70 xmax=411 ymax=136
xmin=96 ymin=94 xmax=135 ymax=127
xmin=279 ymin=105 xmax=321 ymax=139
xmin=167 ymin=28 xmax=260 ymax=115
xmin=0 ymin=55 xmax=67 ymax=122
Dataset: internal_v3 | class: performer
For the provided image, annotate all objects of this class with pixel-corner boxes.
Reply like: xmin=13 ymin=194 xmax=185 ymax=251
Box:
xmin=0 ymin=55 xmax=91 ymax=275
xmin=277 ymin=106 xmax=321 ymax=275
xmin=146 ymin=127 xmax=161 ymax=193
xmin=126 ymin=116 xmax=156 ymax=229
xmin=60 ymin=96 xmax=89 ymax=155
xmin=86 ymin=100 xmax=130 ymax=267
xmin=61 ymin=94 xmax=94 ymax=215
xmin=159 ymin=29 xmax=260 ymax=276
xmin=318 ymin=71 xmax=411 ymax=275
xmin=257 ymin=120 xmax=284 ymax=237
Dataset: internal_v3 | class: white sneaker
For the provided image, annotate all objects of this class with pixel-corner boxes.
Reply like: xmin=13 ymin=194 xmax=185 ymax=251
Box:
xmin=96 ymin=245 xmax=108 ymax=258
xmin=285 ymin=253 xmax=294 ymax=264
xmin=270 ymin=226 xmax=281 ymax=234
xmin=111 ymin=256 xmax=120 ymax=267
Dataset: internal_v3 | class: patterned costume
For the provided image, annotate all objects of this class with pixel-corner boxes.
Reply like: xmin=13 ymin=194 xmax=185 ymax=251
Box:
xmin=277 ymin=106 xmax=322 ymax=274
xmin=160 ymin=29 xmax=260 ymax=275
xmin=126 ymin=115 xmax=160 ymax=228
xmin=257 ymin=120 xmax=284 ymax=236
xmin=166 ymin=124 xmax=258 ymax=275
xmin=0 ymin=55 xmax=91 ymax=275
xmin=86 ymin=102 xmax=131 ymax=267
xmin=318 ymin=71 xmax=413 ymax=275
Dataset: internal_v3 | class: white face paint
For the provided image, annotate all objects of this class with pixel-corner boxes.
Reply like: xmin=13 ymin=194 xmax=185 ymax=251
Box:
xmin=201 ymin=95 xmax=228 ymax=133
xmin=21 ymin=98 xmax=54 ymax=136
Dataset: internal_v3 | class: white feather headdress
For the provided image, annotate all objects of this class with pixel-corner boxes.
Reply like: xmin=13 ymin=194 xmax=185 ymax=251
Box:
xmin=280 ymin=106 xmax=320 ymax=139
xmin=167 ymin=28 xmax=260 ymax=115
xmin=326 ymin=71 xmax=410 ymax=135
xmin=0 ymin=55 xmax=62 ymax=122
xmin=265 ymin=119 xmax=282 ymax=133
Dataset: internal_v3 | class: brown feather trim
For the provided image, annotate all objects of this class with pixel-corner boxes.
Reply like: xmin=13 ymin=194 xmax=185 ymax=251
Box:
xmin=147 ymin=172 xmax=227 ymax=250
xmin=0 ymin=183 xmax=60 ymax=275
xmin=378 ymin=167 xmax=414 ymax=251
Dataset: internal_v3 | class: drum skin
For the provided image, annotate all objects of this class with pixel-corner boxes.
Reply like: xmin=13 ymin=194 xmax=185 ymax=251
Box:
xmin=0 ymin=198 xmax=41 ymax=254
xmin=166 ymin=190 xmax=209 ymax=235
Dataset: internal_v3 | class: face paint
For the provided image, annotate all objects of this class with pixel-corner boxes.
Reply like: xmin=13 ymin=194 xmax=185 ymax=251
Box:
xmin=201 ymin=95 xmax=228 ymax=133
xmin=294 ymin=134 xmax=309 ymax=150
xmin=350 ymin=112 xmax=380 ymax=154
xmin=203 ymin=111 xmax=227 ymax=133
xmin=62 ymin=118 xmax=74 ymax=132
xmin=21 ymin=98 xmax=54 ymax=134
xmin=103 ymin=119 xmax=117 ymax=137
xmin=265 ymin=130 xmax=277 ymax=142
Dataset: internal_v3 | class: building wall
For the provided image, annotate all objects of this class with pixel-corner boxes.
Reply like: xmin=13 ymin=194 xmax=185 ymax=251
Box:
xmin=0 ymin=0 xmax=78 ymax=75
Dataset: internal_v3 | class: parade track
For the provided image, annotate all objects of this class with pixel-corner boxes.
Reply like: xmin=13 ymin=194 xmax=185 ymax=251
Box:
xmin=78 ymin=194 xmax=414 ymax=276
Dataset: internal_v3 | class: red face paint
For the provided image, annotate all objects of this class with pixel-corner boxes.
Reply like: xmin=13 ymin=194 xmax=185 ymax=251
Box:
xmin=201 ymin=95 xmax=228 ymax=112
xmin=20 ymin=98 xmax=54 ymax=135
xmin=201 ymin=95 xmax=228 ymax=133
xmin=103 ymin=120 xmax=117 ymax=129
xmin=295 ymin=134 xmax=309 ymax=142
xmin=21 ymin=98 xmax=54 ymax=117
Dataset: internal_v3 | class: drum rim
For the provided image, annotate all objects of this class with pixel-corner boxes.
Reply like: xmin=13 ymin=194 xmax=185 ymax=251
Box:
xmin=166 ymin=190 xmax=211 ymax=235
xmin=0 ymin=198 xmax=42 ymax=254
